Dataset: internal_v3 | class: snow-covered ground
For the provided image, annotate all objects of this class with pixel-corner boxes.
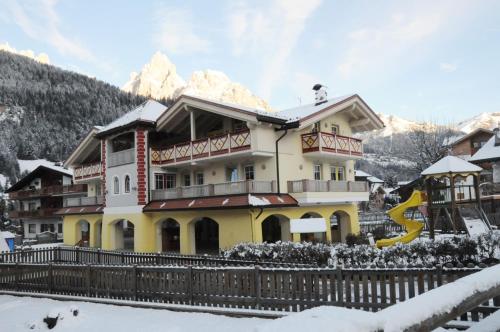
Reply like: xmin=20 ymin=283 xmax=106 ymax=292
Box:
xmin=0 ymin=295 xmax=268 ymax=332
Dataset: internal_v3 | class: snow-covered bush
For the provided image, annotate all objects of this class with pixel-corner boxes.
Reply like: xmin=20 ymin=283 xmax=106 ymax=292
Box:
xmin=223 ymin=232 xmax=500 ymax=267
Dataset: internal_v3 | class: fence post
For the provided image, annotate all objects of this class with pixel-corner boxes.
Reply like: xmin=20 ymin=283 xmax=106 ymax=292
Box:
xmin=14 ymin=262 xmax=20 ymax=291
xmin=48 ymin=263 xmax=53 ymax=294
xmin=97 ymin=249 xmax=101 ymax=264
xmin=76 ymin=247 xmax=80 ymax=264
xmin=187 ymin=265 xmax=193 ymax=305
xmin=336 ymin=266 xmax=344 ymax=306
xmin=156 ymin=253 xmax=161 ymax=265
xmin=86 ymin=264 xmax=92 ymax=297
xmin=254 ymin=265 xmax=261 ymax=310
xmin=131 ymin=265 xmax=137 ymax=301
xmin=121 ymin=252 xmax=125 ymax=264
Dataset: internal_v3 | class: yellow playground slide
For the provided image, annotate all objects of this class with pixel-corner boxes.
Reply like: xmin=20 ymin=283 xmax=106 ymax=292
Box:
xmin=376 ymin=190 xmax=425 ymax=248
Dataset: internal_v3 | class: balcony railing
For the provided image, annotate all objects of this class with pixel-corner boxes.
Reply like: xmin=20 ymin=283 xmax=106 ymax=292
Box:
xmin=151 ymin=130 xmax=251 ymax=165
xmin=9 ymin=208 xmax=60 ymax=219
xmin=287 ymin=180 xmax=368 ymax=193
xmin=8 ymin=184 xmax=87 ymax=200
xmin=301 ymin=132 xmax=363 ymax=156
xmin=64 ymin=196 xmax=104 ymax=207
xmin=151 ymin=180 xmax=276 ymax=200
xmin=108 ymin=148 xmax=135 ymax=167
xmin=74 ymin=162 xmax=102 ymax=180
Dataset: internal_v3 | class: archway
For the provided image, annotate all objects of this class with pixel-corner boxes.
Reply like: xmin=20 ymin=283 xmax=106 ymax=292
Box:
xmin=157 ymin=218 xmax=180 ymax=252
xmin=113 ymin=219 xmax=134 ymax=251
xmin=77 ymin=220 xmax=90 ymax=247
xmin=261 ymin=214 xmax=291 ymax=243
xmin=330 ymin=211 xmax=351 ymax=243
xmin=299 ymin=212 xmax=326 ymax=243
xmin=191 ymin=217 xmax=219 ymax=254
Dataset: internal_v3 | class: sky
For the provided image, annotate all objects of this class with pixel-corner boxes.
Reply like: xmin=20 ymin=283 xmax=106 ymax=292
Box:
xmin=1 ymin=0 xmax=500 ymax=123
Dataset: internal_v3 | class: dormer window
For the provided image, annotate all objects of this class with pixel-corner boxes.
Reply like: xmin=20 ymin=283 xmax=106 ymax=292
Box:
xmin=113 ymin=176 xmax=120 ymax=194
xmin=124 ymin=175 xmax=131 ymax=193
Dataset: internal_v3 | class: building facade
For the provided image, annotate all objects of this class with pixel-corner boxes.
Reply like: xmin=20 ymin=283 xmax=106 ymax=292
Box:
xmin=59 ymin=93 xmax=384 ymax=254
xmin=6 ymin=165 xmax=86 ymax=241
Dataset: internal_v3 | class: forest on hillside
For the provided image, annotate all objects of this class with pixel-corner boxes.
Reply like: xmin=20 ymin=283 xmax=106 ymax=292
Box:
xmin=0 ymin=51 xmax=148 ymax=183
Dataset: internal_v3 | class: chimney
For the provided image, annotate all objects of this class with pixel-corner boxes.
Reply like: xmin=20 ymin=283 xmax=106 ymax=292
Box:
xmin=313 ymin=84 xmax=328 ymax=106
xmin=495 ymin=123 xmax=500 ymax=146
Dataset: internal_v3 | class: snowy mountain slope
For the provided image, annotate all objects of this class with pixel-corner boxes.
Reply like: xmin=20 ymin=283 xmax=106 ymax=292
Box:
xmin=123 ymin=52 xmax=273 ymax=112
xmin=456 ymin=112 xmax=500 ymax=133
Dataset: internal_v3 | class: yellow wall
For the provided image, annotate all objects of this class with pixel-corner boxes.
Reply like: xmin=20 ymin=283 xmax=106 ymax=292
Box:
xmin=63 ymin=203 xmax=359 ymax=254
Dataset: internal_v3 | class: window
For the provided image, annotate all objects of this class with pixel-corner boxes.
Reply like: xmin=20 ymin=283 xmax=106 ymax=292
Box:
xmin=226 ymin=167 xmax=238 ymax=182
xmin=113 ymin=176 xmax=120 ymax=194
xmin=183 ymin=174 xmax=191 ymax=187
xmin=124 ymin=175 xmax=131 ymax=193
xmin=155 ymin=173 xmax=176 ymax=189
xmin=28 ymin=224 xmax=36 ymax=234
xmin=57 ymin=223 xmax=63 ymax=234
xmin=313 ymin=164 xmax=322 ymax=180
xmin=196 ymin=172 xmax=204 ymax=185
xmin=41 ymin=224 xmax=55 ymax=233
xmin=330 ymin=166 xmax=345 ymax=181
xmin=331 ymin=124 xmax=339 ymax=135
xmin=312 ymin=121 xmax=321 ymax=133
xmin=244 ymin=165 xmax=255 ymax=181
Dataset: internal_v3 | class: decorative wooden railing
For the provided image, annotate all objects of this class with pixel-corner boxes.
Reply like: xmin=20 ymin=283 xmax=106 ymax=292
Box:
xmin=8 ymin=208 xmax=60 ymax=219
xmin=151 ymin=180 xmax=276 ymax=200
xmin=151 ymin=130 xmax=251 ymax=165
xmin=301 ymin=132 xmax=363 ymax=156
xmin=8 ymin=184 xmax=87 ymax=200
xmin=64 ymin=196 xmax=104 ymax=207
xmin=287 ymin=180 xmax=368 ymax=193
xmin=73 ymin=162 xmax=102 ymax=180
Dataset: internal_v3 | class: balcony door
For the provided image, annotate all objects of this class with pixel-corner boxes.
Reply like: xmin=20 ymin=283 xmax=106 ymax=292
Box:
xmin=226 ymin=167 xmax=239 ymax=182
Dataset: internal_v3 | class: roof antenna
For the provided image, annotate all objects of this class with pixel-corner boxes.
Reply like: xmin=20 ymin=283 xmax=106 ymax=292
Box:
xmin=313 ymin=84 xmax=328 ymax=106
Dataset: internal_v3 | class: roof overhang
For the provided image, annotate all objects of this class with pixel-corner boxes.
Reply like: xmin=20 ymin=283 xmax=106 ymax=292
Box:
xmin=6 ymin=166 xmax=71 ymax=193
xmin=95 ymin=120 xmax=156 ymax=139
xmin=64 ymin=127 xmax=101 ymax=168
xmin=298 ymin=95 xmax=384 ymax=133
xmin=156 ymin=95 xmax=276 ymax=131
xmin=55 ymin=205 xmax=104 ymax=215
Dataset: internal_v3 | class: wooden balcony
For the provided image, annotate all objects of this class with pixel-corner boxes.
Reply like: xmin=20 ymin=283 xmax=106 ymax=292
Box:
xmin=301 ymin=132 xmax=363 ymax=158
xmin=8 ymin=184 xmax=87 ymax=200
xmin=151 ymin=180 xmax=276 ymax=200
xmin=151 ymin=130 xmax=251 ymax=166
xmin=287 ymin=180 xmax=368 ymax=193
xmin=108 ymin=148 xmax=135 ymax=167
xmin=9 ymin=208 xmax=60 ymax=219
xmin=64 ymin=196 xmax=104 ymax=207
xmin=74 ymin=162 xmax=102 ymax=181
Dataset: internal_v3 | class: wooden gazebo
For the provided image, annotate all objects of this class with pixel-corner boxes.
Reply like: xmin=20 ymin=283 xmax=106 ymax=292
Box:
xmin=421 ymin=156 xmax=483 ymax=238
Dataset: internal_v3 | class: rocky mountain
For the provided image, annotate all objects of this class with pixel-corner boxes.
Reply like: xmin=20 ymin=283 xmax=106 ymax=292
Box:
xmin=456 ymin=112 xmax=500 ymax=133
xmin=123 ymin=52 xmax=273 ymax=112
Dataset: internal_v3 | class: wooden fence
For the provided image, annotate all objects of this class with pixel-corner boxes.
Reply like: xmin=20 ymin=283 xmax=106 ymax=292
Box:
xmin=0 ymin=262 xmax=491 ymax=314
xmin=0 ymin=247 xmax=312 ymax=268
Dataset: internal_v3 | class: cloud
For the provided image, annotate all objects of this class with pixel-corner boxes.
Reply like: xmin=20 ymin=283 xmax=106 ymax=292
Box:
xmin=337 ymin=2 xmax=471 ymax=78
xmin=5 ymin=0 xmax=96 ymax=62
xmin=153 ymin=7 xmax=210 ymax=55
xmin=0 ymin=42 xmax=50 ymax=64
xmin=439 ymin=61 xmax=458 ymax=72
xmin=227 ymin=0 xmax=322 ymax=100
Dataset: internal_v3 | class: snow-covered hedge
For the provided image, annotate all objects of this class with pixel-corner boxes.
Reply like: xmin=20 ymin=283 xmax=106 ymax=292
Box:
xmin=223 ymin=232 xmax=500 ymax=267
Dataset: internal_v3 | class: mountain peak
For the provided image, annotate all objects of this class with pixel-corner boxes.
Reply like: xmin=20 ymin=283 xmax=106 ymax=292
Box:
xmin=0 ymin=42 xmax=50 ymax=64
xmin=123 ymin=52 xmax=272 ymax=111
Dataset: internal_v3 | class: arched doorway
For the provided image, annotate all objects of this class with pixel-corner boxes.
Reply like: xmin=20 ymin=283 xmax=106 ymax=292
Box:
xmin=299 ymin=212 xmax=326 ymax=243
xmin=113 ymin=219 xmax=134 ymax=251
xmin=157 ymin=219 xmax=180 ymax=252
xmin=191 ymin=217 xmax=219 ymax=254
xmin=330 ymin=211 xmax=351 ymax=243
xmin=261 ymin=214 xmax=291 ymax=243
xmin=77 ymin=220 xmax=90 ymax=247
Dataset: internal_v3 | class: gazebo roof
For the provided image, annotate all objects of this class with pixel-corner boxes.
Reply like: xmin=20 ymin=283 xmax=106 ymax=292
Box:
xmin=421 ymin=155 xmax=482 ymax=177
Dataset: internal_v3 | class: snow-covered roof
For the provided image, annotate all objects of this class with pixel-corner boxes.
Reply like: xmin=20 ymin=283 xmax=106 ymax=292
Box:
xmin=367 ymin=176 xmax=384 ymax=183
xmin=18 ymin=159 xmax=73 ymax=177
xmin=421 ymin=155 xmax=482 ymax=176
xmin=354 ymin=170 xmax=371 ymax=177
xmin=99 ymin=99 xmax=167 ymax=134
xmin=443 ymin=128 xmax=493 ymax=147
xmin=1 ymin=231 xmax=15 ymax=238
xmin=469 ymin=135 xmax=500 ymax=163
xmin=277 ymin=95 xmax=355 ymax=121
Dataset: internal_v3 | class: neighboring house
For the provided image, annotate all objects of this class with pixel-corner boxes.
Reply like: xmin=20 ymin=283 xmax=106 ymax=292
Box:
xmin=59 ymin=92 xmax=384 ymax=254
xmin=5 ymin=165 xmax=86 ymax=241
xmin=355 ymin=170 xmax=387 ymax=210
xmin=444 ymin=128 xmax=493 ymax=160
xmin=470 ymin=127 xmax=500 ymax=189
